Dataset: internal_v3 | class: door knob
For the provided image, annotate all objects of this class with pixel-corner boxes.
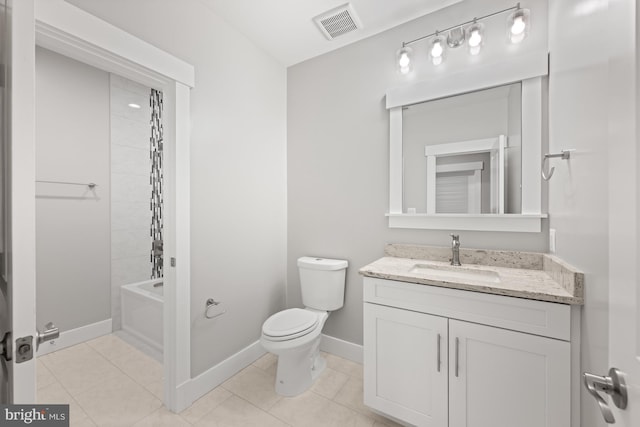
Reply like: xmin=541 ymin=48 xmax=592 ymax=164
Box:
xmin=583 ymin=367 xmax=627 ymax=424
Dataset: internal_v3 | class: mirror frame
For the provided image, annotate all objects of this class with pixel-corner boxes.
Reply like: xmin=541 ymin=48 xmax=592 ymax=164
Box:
xmin=386 ymin=50 xmax=548 ymax=232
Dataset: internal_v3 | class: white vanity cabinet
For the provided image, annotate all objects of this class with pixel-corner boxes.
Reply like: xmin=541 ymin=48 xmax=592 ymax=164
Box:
xmin=363 ymin=277 xmax=577 ymax=427
xmin=364 ymin=303 xmax=448 ymax=426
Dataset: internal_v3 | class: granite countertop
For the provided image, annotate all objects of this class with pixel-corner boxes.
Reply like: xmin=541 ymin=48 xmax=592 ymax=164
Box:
xmin=359 ymin=244 xmax=584 ymax=305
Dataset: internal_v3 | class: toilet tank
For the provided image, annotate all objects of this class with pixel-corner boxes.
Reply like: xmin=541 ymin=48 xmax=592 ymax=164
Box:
xmin=298 ymin=257 xmax=348 ymax=311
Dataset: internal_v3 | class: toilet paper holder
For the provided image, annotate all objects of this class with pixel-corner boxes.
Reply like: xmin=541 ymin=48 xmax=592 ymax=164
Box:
xmin=205 ymin=298 xmax=226 ymax=319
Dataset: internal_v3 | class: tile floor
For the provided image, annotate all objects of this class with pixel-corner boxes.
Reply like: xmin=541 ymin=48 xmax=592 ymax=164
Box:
xmin=36 ymin=334 xmax=401 ymax=427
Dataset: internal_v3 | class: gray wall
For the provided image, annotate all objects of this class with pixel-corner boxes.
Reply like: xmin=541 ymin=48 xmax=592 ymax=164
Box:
xmin=287 ymin=0 xmax=548 ymax=346
xmin=547 ymin=1 xmax=609 ymax=426
xmin=68 ymin=0 xmax=288 ymax=377
xmin=35 ymin=47 xmax=111 ymax=332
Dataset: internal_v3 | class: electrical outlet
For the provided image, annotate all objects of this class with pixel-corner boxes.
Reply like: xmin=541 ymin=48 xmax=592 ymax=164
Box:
xmin=549 ymin=228 xmax=557 ymax=254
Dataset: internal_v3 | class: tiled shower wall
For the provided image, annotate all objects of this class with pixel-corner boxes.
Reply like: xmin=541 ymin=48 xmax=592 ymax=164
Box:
xmin=110 ymin=75 xmax=153 ymax=330
xmin=150 ymin=89 xmax=163 ymax=279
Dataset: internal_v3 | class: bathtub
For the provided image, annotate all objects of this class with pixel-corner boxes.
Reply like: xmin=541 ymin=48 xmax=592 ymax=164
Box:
xmin=121 ymin=278 xmax=163 ymax=352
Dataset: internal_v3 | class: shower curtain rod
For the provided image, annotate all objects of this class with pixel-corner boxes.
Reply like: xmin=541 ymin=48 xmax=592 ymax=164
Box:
xmin=36 ymin=180 xmax=97 ymax=189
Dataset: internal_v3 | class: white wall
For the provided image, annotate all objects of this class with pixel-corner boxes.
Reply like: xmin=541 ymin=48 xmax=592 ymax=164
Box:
xmin=547 ymin=1 xmax=609 ymax=426
xmin=287 ymin=0 xmax=548 ymax=346
xmin=35 ymin=47 xmax=111 ymax=332
xmin=110 ymin=74 xmax=153 ymax=331
xmin=66 ymin=0 xmax=288 ymax=377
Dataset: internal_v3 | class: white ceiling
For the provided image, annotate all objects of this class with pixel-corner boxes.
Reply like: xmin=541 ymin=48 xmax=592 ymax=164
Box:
xmin=198 ymin=0 xmax=463 ymax=67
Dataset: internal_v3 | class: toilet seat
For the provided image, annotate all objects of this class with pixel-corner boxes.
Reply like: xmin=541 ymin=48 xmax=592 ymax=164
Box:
xmin=262 ymin=308 xmax=319 ymax=342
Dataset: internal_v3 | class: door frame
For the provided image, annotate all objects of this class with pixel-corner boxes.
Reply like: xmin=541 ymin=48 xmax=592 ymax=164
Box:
xmin=607 ymin=0 xmax=639 ymax=424
xmin=26 ymin=0 xmax=194 ymax=411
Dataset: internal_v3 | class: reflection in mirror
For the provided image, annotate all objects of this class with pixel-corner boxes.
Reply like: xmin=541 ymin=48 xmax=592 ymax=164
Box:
xmin=402 ymin=83 xmax=522 ymax=214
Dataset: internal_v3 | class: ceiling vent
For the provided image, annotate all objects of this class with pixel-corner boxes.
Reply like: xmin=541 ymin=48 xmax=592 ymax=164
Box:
xmin=313 ymin=3 xmax=363 ymax=40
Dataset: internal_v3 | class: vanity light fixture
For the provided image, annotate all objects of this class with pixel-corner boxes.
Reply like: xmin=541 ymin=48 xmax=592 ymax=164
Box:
xmin=395 ymin=3 xmax=529 ymax=70
xmin=127 ymin=103 xmax=141 ymax=109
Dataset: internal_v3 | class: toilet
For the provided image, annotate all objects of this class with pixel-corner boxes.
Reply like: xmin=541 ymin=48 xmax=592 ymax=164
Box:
xmin=261 ymin=256 xmax=348 ymax=396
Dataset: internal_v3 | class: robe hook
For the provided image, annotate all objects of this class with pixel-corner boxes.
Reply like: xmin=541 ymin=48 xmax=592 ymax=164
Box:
xmin=542 ymin=149 xmax=574 ymax=181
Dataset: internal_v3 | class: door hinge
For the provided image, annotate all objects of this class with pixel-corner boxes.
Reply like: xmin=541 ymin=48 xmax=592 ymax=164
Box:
xmin=0 ymin=331 xmax=11 ymax=362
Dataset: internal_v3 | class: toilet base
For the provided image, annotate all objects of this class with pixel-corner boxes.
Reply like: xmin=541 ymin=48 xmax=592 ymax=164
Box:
xmin=273 ymin=337 xmax=325 ymax=397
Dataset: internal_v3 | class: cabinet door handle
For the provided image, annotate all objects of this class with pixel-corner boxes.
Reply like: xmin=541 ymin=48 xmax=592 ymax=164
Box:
xmin=436 ymin=333 xmax=441 ymax=372
xmin=455 ymin=337 xmax=459 ymax=377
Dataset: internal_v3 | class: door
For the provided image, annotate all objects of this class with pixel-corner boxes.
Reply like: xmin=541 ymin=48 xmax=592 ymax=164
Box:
xmin=604 ymin=0 xmax=640 ymax=424
xmin=448 ymin=320 xmax=570 ymax=427
xmin=0 ymin=0 xmax=37 ymax=403
xmin=363 ymin=303 xmax=448 ymax=427
xmin=0 ymin=0 xmax=8 ymax=402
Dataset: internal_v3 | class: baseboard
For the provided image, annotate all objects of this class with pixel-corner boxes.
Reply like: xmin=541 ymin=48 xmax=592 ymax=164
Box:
xmin=320 ymin=334 xmax=363 ymax=364
xmin=184 ymin=340 xmax=265 ymax=405
xmin=36 ymin=318 xmax=112 ymax=356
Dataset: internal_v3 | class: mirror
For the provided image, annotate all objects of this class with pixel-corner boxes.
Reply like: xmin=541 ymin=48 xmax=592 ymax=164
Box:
xmin=403 ymin=83 xmax=522 ymax=214
xmin=386 ymin=65 xmax=548 ymax=232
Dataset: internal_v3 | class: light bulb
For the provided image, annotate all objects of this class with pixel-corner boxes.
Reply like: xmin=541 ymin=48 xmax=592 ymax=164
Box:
xmin=396 ymin=46 xmax=413 ymax=75
xmin=507 ymin=8 xmax=530 ymax=44
xmin=429 ymin=35 xmax=446 ymax=66
xmin=431 ymin=40 xmax=443 ymax=58
xmin=468 ymin=29 xmax=482 ymax=47
xmin=510 ymin=32 xmax=525 ymax=44
xmin=465 ymin=22 xmax=484 ymax=55
xmin=511 ymin=16 xmax=526 ymax=35
xmin=398 ymin=52 xmax=410 ymax=68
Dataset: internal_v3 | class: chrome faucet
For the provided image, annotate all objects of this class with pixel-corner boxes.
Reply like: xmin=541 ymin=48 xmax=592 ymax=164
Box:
xmin=450 ymin=233 xmax=461 ymax=266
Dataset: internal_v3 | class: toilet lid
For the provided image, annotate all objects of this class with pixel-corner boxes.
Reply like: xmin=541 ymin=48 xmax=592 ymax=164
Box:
xmin=262 ymin=308 xmax=319 ymax=339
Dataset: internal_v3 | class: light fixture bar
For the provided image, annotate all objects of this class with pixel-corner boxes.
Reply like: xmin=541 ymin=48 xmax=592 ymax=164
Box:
xmin=402 ymin=3 xmax=521 ymax=48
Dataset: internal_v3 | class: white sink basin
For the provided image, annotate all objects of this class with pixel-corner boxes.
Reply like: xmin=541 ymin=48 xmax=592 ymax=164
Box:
xmin=409 ymin=263 xmax=501 ymax=284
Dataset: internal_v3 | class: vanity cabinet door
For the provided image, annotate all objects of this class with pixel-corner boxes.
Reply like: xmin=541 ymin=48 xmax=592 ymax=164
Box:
xmin=448 ymin=319 xmax=570 ymax=427
xmin=363 ymin=303 xmax=448 ymax=427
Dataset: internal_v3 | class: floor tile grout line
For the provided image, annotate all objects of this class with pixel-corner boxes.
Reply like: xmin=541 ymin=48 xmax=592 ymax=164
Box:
xmin=326 ymin=369 xmax=388 ymax=425
xmin=93 ymin=335 xmax=165 ymax=402
xmin=231 ymin=393 xmax=294 ymax=427
xmin=36 ymin=349 xmax=101 ymax=426
xmin=180 ymin=387 xmax=234 ymax=425
xmin=103 ymin=349 xmax=168 ymax=423
xmin=45 ymin=337 xmax=162 ymax=426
